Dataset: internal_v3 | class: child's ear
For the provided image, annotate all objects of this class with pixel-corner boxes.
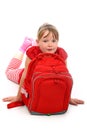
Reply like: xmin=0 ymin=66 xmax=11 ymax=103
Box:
xmin=36 ymin=39 xmax=39 ymax=46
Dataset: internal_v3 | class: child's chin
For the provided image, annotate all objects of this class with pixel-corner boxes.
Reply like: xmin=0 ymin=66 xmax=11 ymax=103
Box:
xmin=45 ymin=50 xmax=54 ymax=53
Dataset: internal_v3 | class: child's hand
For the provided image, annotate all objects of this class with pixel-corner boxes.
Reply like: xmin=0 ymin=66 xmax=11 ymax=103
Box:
xmin=2 ymin=96 xmax=24 ymax=109
xmin=2 ymin=96 xmax=22 ymax=102
xmin=69 ymin=98 xmax=84 ymax=105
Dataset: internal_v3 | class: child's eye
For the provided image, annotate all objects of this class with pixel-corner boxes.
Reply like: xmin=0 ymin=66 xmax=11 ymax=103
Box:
xmin=52 ymin=39 xmax=56 ymax=42
xmin=43 ymin=40 xmax=48 ymax=42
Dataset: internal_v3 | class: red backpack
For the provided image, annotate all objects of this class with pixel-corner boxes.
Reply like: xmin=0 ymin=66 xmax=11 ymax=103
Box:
xmin=7 ymin=53 xmax=73 ymax=115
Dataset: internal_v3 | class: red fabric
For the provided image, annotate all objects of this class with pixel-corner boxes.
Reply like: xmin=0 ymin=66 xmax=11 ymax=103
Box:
xmin=26 ymin=46 xmax=68 ymax=60
xmin=22 ymin=53 xmax=73 ymax=114
xmin=7 ymin=101 xmax=24 ymax=109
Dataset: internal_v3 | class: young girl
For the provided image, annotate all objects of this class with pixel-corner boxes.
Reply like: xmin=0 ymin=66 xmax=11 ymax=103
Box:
xmin=3 ymin=23 xmax=84 ymax=106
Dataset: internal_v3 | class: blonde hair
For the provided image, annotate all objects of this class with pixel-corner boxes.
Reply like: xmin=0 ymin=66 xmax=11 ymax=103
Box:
xmin=37 ymin=23 xmax=59 ymax=41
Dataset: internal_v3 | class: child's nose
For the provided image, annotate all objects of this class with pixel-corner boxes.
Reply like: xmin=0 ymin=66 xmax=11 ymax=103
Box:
xmin=48 ymin=42 xmax=53 ymax=47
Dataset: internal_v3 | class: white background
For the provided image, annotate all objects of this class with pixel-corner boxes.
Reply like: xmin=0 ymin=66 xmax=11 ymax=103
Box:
xmin=0 ymin=0 xmax=87 ymax=129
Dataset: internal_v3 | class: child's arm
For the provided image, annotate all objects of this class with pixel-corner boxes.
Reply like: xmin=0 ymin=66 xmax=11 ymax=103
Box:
xmin=15 ymin=56 xmax=31 ymax=102
xmin=2 ymin=56 xmax=31 ymax=102
xmin=65 ymin=60 xmax=84 ymax=105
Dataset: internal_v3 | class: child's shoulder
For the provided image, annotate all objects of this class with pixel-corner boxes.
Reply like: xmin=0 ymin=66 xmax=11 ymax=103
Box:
xmin=26 ymin=46 xmax=41 ymax=59
xmin=56 ymin=47 xmax=68 ymax=60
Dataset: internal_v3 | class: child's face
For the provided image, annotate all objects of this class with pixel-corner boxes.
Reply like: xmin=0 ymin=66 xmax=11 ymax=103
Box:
xmin=36 ymin=30 xmax=58 ymax=53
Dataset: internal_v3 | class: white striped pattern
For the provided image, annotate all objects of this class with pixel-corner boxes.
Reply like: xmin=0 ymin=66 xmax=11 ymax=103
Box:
xmin=5 ymin=58 xmax=23 ymax=84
